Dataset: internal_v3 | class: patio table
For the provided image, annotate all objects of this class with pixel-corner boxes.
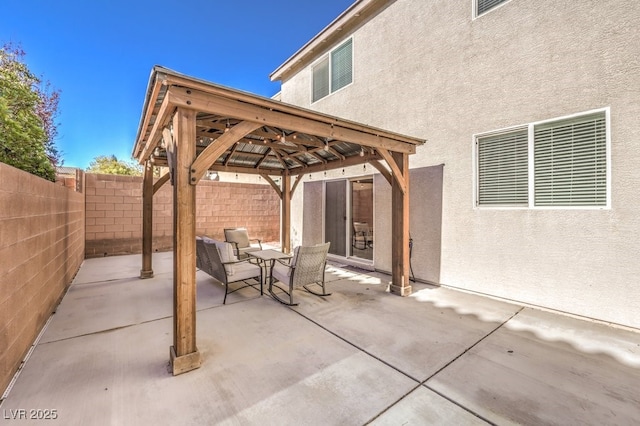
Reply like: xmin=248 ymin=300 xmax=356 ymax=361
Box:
xmin=247 ymin=249 xmax=292 ymax=287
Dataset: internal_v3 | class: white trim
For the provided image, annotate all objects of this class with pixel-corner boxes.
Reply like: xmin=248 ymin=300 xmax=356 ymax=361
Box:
xmin=527 ymin=122 xmax=535 ymax=208
xmin=474 ymin=107 xmax=611 ymax=210
xmin=605 ymin=107 xmax=612 ymax=208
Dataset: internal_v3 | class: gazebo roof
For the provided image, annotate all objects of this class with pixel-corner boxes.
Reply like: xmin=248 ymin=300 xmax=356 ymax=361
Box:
xmin=132 ymin=66 xmax=424 ymax=375
xmin=132 ymin=66 xmax=424 ymax=179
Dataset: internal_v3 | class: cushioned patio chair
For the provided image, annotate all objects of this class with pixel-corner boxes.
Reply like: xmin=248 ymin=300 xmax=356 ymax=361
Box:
xmin=353 ymin=222 xmax=373 ymax=249
xmin=268 ymin=242 xmax=331 ymax=306
xmin=224 ymin=227 xmax=262 ymax=259
xmin=196 ymin=237 xmax=263 ymax=304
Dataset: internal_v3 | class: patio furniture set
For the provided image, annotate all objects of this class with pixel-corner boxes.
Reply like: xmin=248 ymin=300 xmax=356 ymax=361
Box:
xmin=195 ymin=228 xmax=331 ymax=306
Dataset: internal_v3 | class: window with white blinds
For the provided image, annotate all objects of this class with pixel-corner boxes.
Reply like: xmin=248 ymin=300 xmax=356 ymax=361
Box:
xmin=312 ymin=58 xmax=330 ymax=102
xmin=477 ymin=129 xmax=528 ymax=206
xmin=312 ymin=38 xmax=353 ymax=102
xmin=534 ymin=113 xmax=607 ymax=206
xmin=476 ymin=109 xmax=609 ymax=208
xmin=331 ymin=39 xmax=353 ymax=92
xmin=476 ymin=0 xmax=510 ymax=16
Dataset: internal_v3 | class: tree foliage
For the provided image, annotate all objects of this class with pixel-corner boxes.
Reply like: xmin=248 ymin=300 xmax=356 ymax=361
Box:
xmin=0 ymin=43 xmax=60 ymax=181
xmin=86 ymin=155 xmax=142 ymax=176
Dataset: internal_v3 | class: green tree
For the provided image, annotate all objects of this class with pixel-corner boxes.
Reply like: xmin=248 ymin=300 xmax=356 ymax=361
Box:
xmin=86 ymin=155 xmax=142 ymax=176
xmin=0 ymin=43 xmax=60 ymax=181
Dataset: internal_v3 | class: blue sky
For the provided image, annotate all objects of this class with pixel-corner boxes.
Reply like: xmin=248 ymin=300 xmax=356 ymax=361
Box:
xmin=0 ymin=0 xmax=354 ymax=169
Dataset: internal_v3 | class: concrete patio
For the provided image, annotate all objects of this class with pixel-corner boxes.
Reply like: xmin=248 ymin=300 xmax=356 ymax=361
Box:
xmin=1 ymin=252 xmax=639 ymax=425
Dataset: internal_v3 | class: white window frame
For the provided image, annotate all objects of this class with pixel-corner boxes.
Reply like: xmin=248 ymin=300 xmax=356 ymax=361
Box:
xmin=473 ymin=108 xmax=611 ymax=210
xmin=311 ymin=38 xmax=354 ymax=103
xmin=473 ymin=0 xmax=513 ymax=19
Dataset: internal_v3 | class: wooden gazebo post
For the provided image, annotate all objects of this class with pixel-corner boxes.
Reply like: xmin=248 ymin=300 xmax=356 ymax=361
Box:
xmin=281 ymin=171 xmax=291 ymax=253
xmin=140 ymin=160 xmax=155 ymax=278
xmin=389 ymin=151 xmax=411 ymax=296
xmin=169 ymin=107 xmax=201 ymax=375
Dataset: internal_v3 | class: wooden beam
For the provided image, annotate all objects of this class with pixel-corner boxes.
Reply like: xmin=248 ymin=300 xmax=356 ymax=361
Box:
xmin=133 ymin=78 xmax=163 ymax=159
xmin=190 ymin=120 xmax=261 ymax=184
xmin=270 ymin=147 xmax=288 ymax=169
xmin=223 ymin=143 xmax=240 ymax=166
xmin=140 ymin=160 xmax=154 ymax=279
xmin=377 ymin=148 xmax=407 ymax=194
xmin=166 ymin=88 xmax=417 ymax=154
xmin=198 ymin=122 xmax=311 ymax=148
xmin=208 ymin=164 xmax=284 ymax=176
xmin=281 ymin=171 xmax=291 ymax=253
xmin=255 ymin=147 xmax=272 ymax=169
xmin=370 ymin=160 xmax=392 ymax=185
xmin=138 ymin=95 xmax=174 ymax=164
xmin=161 ymin=72 xmax=424 ymax=145
xmin=170 ymin=107 xmax=201 ymax=375
xmin=153 ymin=171 xmax=171 ymax=195
xmin=390 ymin=151 xmax=411 ymax=297
xmin=261 ymin=174 xmax=282 ymax=199
xmin=289 ymin=152 xmax=381 ymax=176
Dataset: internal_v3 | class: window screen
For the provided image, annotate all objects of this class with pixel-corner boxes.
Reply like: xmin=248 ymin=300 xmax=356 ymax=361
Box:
xmin=534 ymin=112 xmax=607 ymax=206
xmin=312 ymin=58 xmax=330 ymax=102
xmin=331 ymin=39 xmax=353 ymax=92
xmin=477 ymin=129 xmax=529 ymax=206
xmin=477 ymin=0 xmax=509 ymax=16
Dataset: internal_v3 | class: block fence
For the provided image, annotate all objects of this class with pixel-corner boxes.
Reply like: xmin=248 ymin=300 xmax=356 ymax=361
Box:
xmin=84 ymin=173 xmax=281 ymax=258
xmin=0 ymin=169 xmax=281 ymax=396
xmin=0 ymin=163 xmax=85 ymax=396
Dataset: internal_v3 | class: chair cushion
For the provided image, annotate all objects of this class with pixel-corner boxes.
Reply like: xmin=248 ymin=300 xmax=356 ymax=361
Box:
xmin=225 ymin=229 xmax=250 ymax=248
xmin=211 ymin=240 xmax=237 ymax=276
xmin=272 ymin=247 xmax=298 ymax=282
xmin=233 ymin=262 xmax=261 ymax=282
xmin=272 ymin=260 xmax=291 ymax=283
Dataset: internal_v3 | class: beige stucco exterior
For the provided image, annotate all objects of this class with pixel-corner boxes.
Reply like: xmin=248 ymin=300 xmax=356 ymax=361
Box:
xmin=275 ymin=0 xmax=640 ymax=329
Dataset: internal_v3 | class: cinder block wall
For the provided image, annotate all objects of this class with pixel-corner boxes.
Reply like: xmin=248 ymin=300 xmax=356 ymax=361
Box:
xmin=85 ymin=173 xmax=280 ymax=257
xmin=0 ymin=163 xmax=85 ymax=396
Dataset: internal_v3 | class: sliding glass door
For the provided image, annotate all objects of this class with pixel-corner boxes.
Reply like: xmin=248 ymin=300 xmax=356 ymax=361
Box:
xmin=324 ymin=178 xmax=373 ymax=261
xmin=325 ymin=180 xmax=347 ymax=256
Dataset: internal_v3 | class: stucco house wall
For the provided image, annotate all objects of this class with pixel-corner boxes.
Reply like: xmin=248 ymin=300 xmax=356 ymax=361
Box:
xmin=278 ymin=0 xmax=640 ymax=328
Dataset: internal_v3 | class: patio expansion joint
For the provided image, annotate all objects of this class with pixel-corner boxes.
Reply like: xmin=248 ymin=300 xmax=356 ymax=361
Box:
xmin=289 ymin=302 xmax=523 ymax=426
xmin=72 ymin=276 xmax=143 ymax=287
xmin=287 ymin=306 xmax=422 ymax=383
xmin=362 ymin=383 xmax=424 ymax=425
xmin=41 ymin=315 xmax=174 ymax=345
xmin=416 ymin=306 xmax=526 ymax=426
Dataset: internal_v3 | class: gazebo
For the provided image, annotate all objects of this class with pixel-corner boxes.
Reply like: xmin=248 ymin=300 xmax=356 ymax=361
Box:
xmin=132 ymin=66 xmax=425 ymax=375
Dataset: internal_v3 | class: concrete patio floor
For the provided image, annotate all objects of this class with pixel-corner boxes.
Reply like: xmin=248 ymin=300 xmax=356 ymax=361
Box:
xmin=1 ymin=252 xmax=639 ymax=425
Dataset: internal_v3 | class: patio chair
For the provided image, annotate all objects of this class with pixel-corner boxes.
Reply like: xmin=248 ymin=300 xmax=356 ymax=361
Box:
xmin=196 ymin=237 xmax=263 ymax=304
xmin=268 ymin=242 xmax=331 ymax=306
xmin=353 ymin=222 xmax=373 ymax=249
xmin=224 ymin=227 xmax=262 ymax=259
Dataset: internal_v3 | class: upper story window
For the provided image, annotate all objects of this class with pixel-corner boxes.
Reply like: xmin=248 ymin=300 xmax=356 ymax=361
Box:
xmin=476 ymin=109 xmax=609 ymax=208
xmin=312 ymin=38 xmax=353 ymax=102
xmin=475 ymin=0 xmax=511 ymax=17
